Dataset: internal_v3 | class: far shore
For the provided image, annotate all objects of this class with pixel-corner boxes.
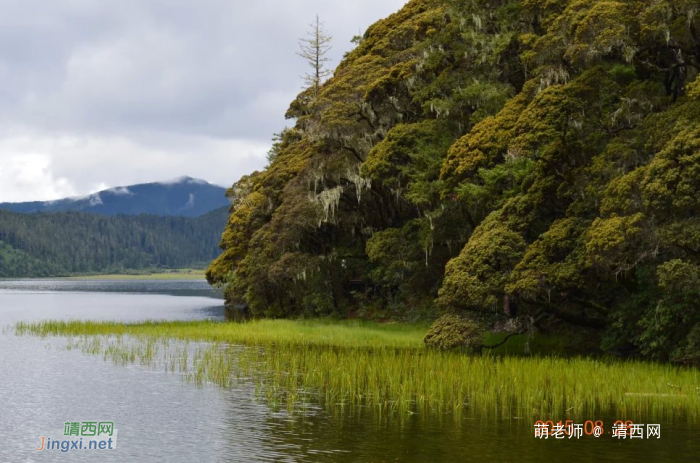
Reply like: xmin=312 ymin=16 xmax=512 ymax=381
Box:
xmin=61 ymin=270 xmax=207 ymax=281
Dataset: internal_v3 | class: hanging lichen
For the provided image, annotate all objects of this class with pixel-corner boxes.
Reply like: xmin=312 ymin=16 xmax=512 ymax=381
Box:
xmin=312 ymin=185 xmax=344 ymax=226
xmin=538 ymin=65 xmax=569 ymax=93
xmin=346 ymin=166 xmax=372 ymax=204
xmin=304 ymin=162 xmax=327 ymax=196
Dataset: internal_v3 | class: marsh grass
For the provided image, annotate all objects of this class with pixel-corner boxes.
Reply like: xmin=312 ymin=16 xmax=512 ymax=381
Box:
xmin=15 ymin=319 xmax=700 ymax=421
xmin=16 ymin=319 xmax=428 ymax=349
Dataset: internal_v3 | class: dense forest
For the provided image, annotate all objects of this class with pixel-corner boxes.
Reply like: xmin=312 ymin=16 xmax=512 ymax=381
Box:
xmin=0 ymin=207 xmax=228 ymax=277
xmin=207 ymin=0 xmax=699 ymax=363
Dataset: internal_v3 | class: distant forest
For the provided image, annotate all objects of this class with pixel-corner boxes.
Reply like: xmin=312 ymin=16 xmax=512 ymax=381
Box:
xmin=0 ymin=207 xmax=228 ymax=277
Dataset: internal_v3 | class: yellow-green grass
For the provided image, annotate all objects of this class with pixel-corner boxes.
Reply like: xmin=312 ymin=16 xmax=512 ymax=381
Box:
xmin=17 ymin=319 xmax=428 ymax=349
xmin=15 ymin=319 xmax=700 ymax=421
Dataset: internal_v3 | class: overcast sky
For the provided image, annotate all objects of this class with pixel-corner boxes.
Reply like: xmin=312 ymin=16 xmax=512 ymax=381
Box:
xmin=0 ymin=0 xmax=407 ymax=202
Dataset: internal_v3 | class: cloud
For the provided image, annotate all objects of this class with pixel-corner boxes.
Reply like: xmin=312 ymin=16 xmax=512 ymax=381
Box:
xmin=0 ymin=153 xmax=76 ymax=203
xmin=0 ymin=0 xmax=408 ymax=202
xmin=0 ymin=130 xmax=270 ymax=201
xmin=105 ymin=186 xmax=132 ymax=195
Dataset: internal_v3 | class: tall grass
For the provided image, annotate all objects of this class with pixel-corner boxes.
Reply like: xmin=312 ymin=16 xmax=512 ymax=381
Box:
xmin=15 ymin=319 xmax=700 ymax=421
xmin=16 ymin=319 xmax=428 ymax=349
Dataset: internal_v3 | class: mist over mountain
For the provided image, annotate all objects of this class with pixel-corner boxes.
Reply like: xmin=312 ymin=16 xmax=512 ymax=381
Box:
xmin=0 ymin=176 xmax=229 ymax=218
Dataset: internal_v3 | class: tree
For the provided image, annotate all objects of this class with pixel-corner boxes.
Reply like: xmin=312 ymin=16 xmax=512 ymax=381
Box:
xmin=297 ymin=15 xmax=333 ymax=98
xmin=209 ymin=0 xmax=700 ymax=362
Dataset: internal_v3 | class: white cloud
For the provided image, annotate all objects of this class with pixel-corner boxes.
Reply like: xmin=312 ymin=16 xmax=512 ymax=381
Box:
xmin=0 ymin=129 xmax=269 ymax=201
xmin=0 ymin=153 xmax=76 ymax=203
xmin=0 ymin=0 xmax=408 ymax=202
xmin=88 ymin=193 xmax=103 ymax=206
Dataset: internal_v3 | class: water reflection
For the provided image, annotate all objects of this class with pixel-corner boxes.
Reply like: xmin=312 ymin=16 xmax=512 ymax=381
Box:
xmin=241 ymin=409 xmax=696 ymax=462
xmin=0 ymin=280 xmax=697 ymax=462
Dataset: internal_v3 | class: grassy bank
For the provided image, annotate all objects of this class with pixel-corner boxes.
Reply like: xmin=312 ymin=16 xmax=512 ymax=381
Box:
xmin=15 ymin=319 xmax=700 ymax=421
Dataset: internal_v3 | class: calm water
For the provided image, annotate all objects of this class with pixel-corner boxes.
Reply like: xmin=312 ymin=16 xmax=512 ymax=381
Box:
xmin=0 ymin=280 xmax=697 ymax=462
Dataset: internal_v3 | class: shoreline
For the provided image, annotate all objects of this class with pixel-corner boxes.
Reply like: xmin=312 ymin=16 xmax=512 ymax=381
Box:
xmin=63 ymin=271 xmax=206 ymax=281
xmin=0 ymin=270 xmax=209 ymax=281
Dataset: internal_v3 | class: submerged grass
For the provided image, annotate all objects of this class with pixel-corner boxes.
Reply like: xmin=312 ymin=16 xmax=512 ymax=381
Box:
xmin=15 ymin=319 xmax=700 ymax=421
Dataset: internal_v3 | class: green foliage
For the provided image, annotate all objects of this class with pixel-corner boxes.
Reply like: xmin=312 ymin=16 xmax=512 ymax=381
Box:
xmin=637 ymin=260 xmax=700 ymax=361
xmin=672 ymin=324 xmax=700 ymax=365
xmin=0 ymin=240 xmax=62 ymax=277
xmin=456 ymin=157 xmax=536 ymax=223
xmin=442 ymin=92 xmax=528 ymax=183
xmin=641 ymin=126 xmax=700 ymax=218
xmin=210 ymin=0 xmax=700 ymax=362
xmin=0 ymin=208 xmax=227 ymax=277
xmin=363 ymin=120 xmax=455 ymax=208
xmin=423 ymin=313 xmax=484 ymax=351
xmin=688 ymin=76 xmax=700 ymax=99
xmin=507 ymin=217 xmax=589 ymax=302
xmin=438 ymin=214 xmax=526 ymax=310
xmin=585 ymin=213 xmax=646 ymax=274
xmin=436 ymin=0 xmax=699 ymax=361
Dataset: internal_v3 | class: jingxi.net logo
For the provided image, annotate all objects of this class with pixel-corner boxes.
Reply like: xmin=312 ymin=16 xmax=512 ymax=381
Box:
xmin=35 ymin=421 xmax=118 ymax=452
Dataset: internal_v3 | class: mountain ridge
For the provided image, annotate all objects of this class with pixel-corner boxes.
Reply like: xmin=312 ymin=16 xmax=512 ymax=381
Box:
xmin=0 ymin=176 xmax=229 ymax=218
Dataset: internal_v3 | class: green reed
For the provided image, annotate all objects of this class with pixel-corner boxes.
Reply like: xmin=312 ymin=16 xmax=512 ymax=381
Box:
xmin=14 ymin=319 xmax=700 ymax=421
xmin=15 ymin=319 xmax=427 ymax=349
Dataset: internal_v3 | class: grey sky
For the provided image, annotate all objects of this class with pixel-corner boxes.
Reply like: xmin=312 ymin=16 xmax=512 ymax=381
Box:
xmin=0 ymin=0 xmax=407 ymax=202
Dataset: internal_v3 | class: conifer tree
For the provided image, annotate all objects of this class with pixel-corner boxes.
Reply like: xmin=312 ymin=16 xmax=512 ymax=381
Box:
xmin=297 ymin=15 xmax=332 ymax=98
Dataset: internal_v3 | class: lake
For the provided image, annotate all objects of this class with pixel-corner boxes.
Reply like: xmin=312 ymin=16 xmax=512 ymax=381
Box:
xmin=0 ymin=280 xmax=696 ymax=462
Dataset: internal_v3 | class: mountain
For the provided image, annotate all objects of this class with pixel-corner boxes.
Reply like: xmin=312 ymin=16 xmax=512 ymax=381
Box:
xmin=0 ymin=176 xmax=229 ymax=217
xmin=0 ymin=206 xmax=229 ymax=277
xmin=206 ymin=0 xmax=699 ymax=363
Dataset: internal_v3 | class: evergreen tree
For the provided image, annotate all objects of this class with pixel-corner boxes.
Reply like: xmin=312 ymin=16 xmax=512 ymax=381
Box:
xmin=0 ymin=207 xmax=229 ymax=277
xmin=297 ymin=15 xmax=333 ymax=98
